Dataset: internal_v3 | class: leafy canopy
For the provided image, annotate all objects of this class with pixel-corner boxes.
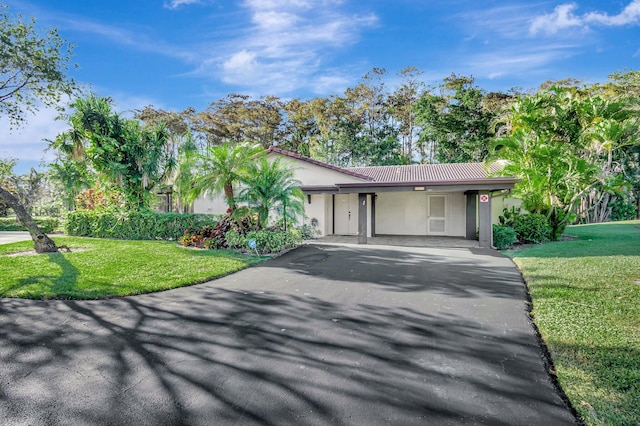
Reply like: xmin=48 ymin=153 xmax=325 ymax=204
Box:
xmin=0 ymin=5 xmax=76 ymax=126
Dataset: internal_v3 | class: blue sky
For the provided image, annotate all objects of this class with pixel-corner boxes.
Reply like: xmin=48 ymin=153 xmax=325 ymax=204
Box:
xmin=2 ymin=0 xmax=640 ymax=173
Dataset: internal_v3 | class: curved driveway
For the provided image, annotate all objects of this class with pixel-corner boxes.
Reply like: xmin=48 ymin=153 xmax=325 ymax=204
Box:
xmin=0 ymin=243 xmax=576 ymax=425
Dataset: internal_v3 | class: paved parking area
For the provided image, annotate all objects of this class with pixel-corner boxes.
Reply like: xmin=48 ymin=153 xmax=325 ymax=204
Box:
xmin=0 ymin=243 xmax=576 ymax=425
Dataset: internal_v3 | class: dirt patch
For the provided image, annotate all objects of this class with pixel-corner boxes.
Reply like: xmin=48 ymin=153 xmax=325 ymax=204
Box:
xmin=4 ymin=247 xmax=91 ymax=257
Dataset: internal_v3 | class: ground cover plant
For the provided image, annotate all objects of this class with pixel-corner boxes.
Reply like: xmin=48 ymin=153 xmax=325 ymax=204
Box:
xmin=506 ymin=221 xmax=640 ymax=425
xmin=0 ymin=236 xmax=264 ymax=299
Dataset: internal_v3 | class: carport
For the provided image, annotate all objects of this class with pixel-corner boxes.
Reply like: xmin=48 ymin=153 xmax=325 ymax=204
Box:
xmin=301 ymin=170 xmax=518 ymax=249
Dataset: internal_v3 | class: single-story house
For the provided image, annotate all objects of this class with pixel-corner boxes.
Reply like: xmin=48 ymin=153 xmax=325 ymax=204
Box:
xmin=193 ymin=146 xmax=520 ymax=248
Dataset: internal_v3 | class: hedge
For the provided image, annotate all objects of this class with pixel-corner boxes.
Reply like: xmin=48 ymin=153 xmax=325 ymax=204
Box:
xmin=226 ymin=228 xmax=302 ymax=254
xmin=65 ymin=210 xmax=217 ymax=240
xmin=0 ymin=217 xmax=60 ymax=234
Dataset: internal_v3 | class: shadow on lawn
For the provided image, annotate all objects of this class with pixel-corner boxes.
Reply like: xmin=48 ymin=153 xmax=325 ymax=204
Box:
xmin=0 ymin=285 xmax=575 ymax=425
xmin=9 ymin=252 xmax=106 ymax=300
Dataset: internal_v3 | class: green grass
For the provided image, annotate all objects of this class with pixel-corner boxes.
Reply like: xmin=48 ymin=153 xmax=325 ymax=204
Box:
xmin=506 ymin=220 xmax=640 ymax=425
xmin=0 ymin=236 xmax=265 ymax=299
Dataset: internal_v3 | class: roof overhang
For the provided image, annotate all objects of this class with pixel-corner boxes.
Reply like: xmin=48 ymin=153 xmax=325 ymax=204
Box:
xmin=301 ymin=178 xmax=519 ymax=194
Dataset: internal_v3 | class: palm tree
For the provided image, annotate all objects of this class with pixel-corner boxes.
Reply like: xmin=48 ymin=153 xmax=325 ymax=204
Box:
xmin=240 ymin=157 xmax=304 ymax=229
xmin=192 ymin=141 xmax=262 ymax=212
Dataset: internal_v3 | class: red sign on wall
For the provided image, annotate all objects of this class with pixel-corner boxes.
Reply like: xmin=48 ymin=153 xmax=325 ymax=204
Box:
xmin=479 ymin=194 xmax=489 ymax=203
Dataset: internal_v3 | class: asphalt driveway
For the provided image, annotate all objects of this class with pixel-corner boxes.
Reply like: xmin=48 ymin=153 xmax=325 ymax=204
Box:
xmin=0 ymin=243 xmax=576 ymax=425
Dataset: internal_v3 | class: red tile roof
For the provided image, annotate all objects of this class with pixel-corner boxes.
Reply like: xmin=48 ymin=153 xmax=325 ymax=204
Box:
xmin=267 ymin=146 xmax=510 ymax=184
xmin=347 ymin=163 xmax=498 ymax=183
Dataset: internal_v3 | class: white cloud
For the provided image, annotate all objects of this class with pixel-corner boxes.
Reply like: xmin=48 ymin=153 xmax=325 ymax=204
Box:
xmin=529 ymin=3 xmax=583 ymax=36
xmin=202 ymin=0 xmax=377 ymax=94
xmin=530 ymin=1 xmax=640 ymax=36
xmin=466 ymin=44 xmax=578 ymax=81
xmin=458 ymin=4 xmax=541 ymax=39
xmin=25 ymin=8 xmax=196 ymax=62
xmin=244 ymin=0 xmax=314 ymax=11
xmin=164 ymin=0 xmax=201 ymax=9
xmin=252 ymin=11 xmax=300 ymax=29
xmin=311 ymin=74 xmax=351 ymax=94
xmin=0 ymin=104 xmax=67 ymax=167
xmin=585 ymin=0 xmax=640 ymax=26
xmin=221 ymin=50 xmax=260 ymax=84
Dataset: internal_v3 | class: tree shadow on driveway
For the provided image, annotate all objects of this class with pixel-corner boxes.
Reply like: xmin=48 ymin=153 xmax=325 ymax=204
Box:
xmin=0 ymin=277 xmax=576 ymax=425
xmin=264 ymin=244 xmax=526 ymax=299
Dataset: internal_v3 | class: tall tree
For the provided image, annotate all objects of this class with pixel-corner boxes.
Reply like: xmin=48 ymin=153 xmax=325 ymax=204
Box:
xmin=195 ymin=94 xmax=283 ymax=148
xmin=52 ymin=95 xmax=176 ymax=210
xmin=488 ymin=85 xmax=639 ymax=237
xmin=389 ymin=66 xmax=425 ymax=160
xmin=0 ymin=5 xmax=76 ymax=126
xmin=280 ymin=98 xmax=320 ymax=157
xmin=414 ymin=74 xmax=507 ymax=163
xmin=0 ymin=5 xmax=78 ymax=253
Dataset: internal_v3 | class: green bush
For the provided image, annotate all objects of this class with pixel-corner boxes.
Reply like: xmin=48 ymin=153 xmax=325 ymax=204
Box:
xmin=0 ymin=216 xmax=60 ymax=234
xmin=512 ymin=213 xmax=550 ymax=244
xmin=65 ymin=210 xmax=217 ymax=240
xmin=610 ymin=197 xmax=637 ymax=222
xmin=226 ymin=228 xmax=302 ymax=254
xmin=493 ymin=224 xmax=516 ymax=250
xmin=498 ymin=206 xmax=520 ymax=227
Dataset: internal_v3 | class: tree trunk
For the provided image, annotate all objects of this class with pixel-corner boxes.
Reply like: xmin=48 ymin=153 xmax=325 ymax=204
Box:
xmin=224 ymin=182 xmax=237 ymax=211
xmin=0 ymin=187 xmax=58 ymax=253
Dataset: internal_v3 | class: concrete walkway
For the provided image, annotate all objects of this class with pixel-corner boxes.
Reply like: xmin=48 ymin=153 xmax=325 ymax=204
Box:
xmin=0 ymin=231 xmax=31 ymax=245
xmin=0 ymin=243 xmax=576 ymax=425
xmin=317 ymin=234 xmax=480 ymax=248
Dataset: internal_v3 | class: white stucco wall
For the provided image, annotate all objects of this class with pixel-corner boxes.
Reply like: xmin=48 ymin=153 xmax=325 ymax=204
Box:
xmin=266 ymin=153 xmax=367 ymax=185
xmin=304 ymin=194 xmax=329 ymax=236
xmin=193 ymin=193 xmax=229 ymax=215
xmin=375 ymin=191 xmax=465 ymax=237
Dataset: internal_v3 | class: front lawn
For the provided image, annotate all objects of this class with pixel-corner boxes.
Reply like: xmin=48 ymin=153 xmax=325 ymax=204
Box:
xmin=0 ymin=236 xmax=265 ymax=299
xmin=506 ymin=221 xmax=640 ymax=425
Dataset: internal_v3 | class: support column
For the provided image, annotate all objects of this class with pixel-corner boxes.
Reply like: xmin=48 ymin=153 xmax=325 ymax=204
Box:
xmin=478 ymin=190 xmax=492 ymax=248
xmin=371 ymin=194 xmax=376 ymax=237
xmin=358 ymin=193 xmax=367 ymax=244
xmin=465 ymin=191 xmax=477 ymax=240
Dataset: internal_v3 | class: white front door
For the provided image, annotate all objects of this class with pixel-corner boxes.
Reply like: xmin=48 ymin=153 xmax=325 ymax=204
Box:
xmin=334 ymin=194 xmax=358 ymax=235
xmin=427 ymin=194 xmax=447 ymax=235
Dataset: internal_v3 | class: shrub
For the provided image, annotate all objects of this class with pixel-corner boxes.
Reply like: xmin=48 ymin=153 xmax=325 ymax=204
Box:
xmin=65 ymin=210 xmax=216 ymax=240
xmin=498 ymin=206 xmax=521 ymax=228
xmin=493 ymin=224 xmax=516 ymax=250
xmin=178 ymin=211 xmax=259 ymax=249
xmin=299 ymin=223 xmax=320 ymax=240
xmin=0 ymin=216 xmax=60 ymax=234
xmin=226 ymin=228 xmax=302 ymax=254
xmin=512 ymin=213 xmax=550 ymax=244
xmin=610 ymin=196 xmax=637 ymax=222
